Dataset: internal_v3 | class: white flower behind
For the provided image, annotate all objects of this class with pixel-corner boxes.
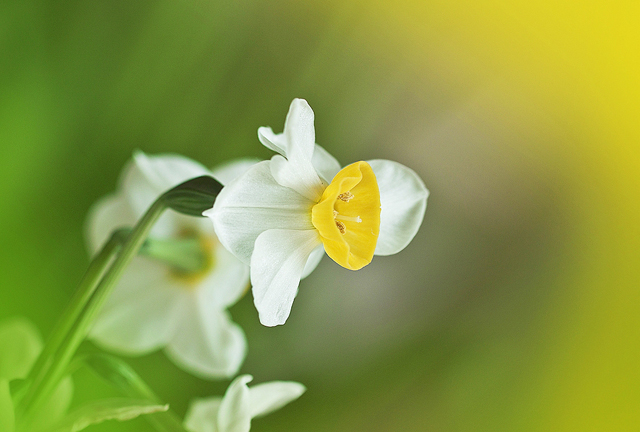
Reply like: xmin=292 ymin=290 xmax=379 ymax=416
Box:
xmin=86 ymin=152 xmax=256 ymax=379
xmin=184 ymin=375 xmax=305 ymax=432
xmin=205 ymin=99 xmax=429 ymax=326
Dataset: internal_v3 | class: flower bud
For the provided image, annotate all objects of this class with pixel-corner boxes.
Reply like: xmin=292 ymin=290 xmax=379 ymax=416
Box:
xmin=162 ymin=176 xmax=223 ymax=217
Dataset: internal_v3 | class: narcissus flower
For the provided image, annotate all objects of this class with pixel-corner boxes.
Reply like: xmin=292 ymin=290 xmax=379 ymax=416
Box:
xmin=86 ymin=152 xmax=256 ymax=378
xmin=184 ymin=374 xmax=305 ymax=432
xmin=205 ymin=99 xmax=428 ymax=326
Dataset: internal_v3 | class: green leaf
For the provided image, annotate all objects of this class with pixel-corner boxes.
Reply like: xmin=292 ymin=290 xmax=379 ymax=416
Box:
xmin=79 ymin=354 xmax=157 ymax=401
xmin=0 ymin=380 xmax=15 ymax=432
xmin=46 ymin=398 xmax=169 ymax=432
xmin=78 ymin=354 xmax=189 ymax=432
xmin=162 ymin=176 xmax=223 ymax=217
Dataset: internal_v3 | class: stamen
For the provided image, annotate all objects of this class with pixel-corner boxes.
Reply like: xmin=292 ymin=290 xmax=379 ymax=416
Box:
xmin=335 ymin=214 xmax=362 ymax=223
xmin=338 ymin=192 xmax=354 ymax=202
xmin=335 ymin=220 xmax=346 ymax=234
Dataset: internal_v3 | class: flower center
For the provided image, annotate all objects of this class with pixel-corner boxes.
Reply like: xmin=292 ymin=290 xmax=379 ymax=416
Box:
xmin=140 ymin=228 xmax=215 ymax=287
xmin=311 ymin=161 xmax=381 ymax=270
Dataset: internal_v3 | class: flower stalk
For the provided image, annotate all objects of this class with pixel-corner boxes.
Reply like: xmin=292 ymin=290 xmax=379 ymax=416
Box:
xmin=17 ymin=198 xmax=166 ymax=427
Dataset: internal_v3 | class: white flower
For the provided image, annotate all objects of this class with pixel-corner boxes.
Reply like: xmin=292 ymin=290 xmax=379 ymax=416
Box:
xmin=0 ymin=317 xmax=73 ymax=431
xmin=86 ymin=152 xmax=256 ymax=378
xmin=184 ymin=374 xmax=305 ymax=432
xmin=205 ymin=99 xmax=429 ymax=326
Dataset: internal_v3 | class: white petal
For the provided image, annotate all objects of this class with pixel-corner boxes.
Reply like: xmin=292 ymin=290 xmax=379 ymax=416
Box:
xmin=218 ymin=375 xmax=253 ymax=432
xmin=205 ymin=161 xmax=315 ymax=265
xmin=251 ymin=229 xmax=321 ymax=327
xmin=368 ymin=160 xmax=429 ymax=256
xmin=257 ymin=127 xmax=286 ymax=155
xmin=210 ymin=159 xmax=261 ymax=186
xmin=184 ymin=397 xmax=222 ymax=432
xmin=266 ymin=99 xmax=325 ymax=201
xmin=248 ymin=381 xmax=306 ymax=418
xmin=88 ymin=259 xmax=184 ymax=354
xmin=121 ymin=151 xmax=211 ymax=216
xmin=0 ymin=380 xmax=14 ymax=432
xmin=300 ymin=244 xmax=324 ymax=279
xmin=311 ymin=144 xmax=341 ymax=184
xmin=0 ymin=317 xmax=42 ymax=381
xmin=84 ymin=193 xmax=137 ymax=255
xmin=165 ymin=296 xmax=246 ymax=379
xmin=198 ymin=241 xmax=251 ymax=309
xmin=282 ymin=99 xmax=316 ymax=161
xmin=269 ymin=154 xmax=325 ymax=202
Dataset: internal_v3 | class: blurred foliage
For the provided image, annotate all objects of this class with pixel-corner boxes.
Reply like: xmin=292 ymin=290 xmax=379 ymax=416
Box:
xmin=0 ymin=0 xmax=638 ymax=431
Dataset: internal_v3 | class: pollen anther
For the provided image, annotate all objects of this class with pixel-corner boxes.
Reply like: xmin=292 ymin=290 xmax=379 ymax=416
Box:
xmin=335 ymin=220 xmax=346 ymax=234
xmin=338 ymin=192 xmax=354 ymax=202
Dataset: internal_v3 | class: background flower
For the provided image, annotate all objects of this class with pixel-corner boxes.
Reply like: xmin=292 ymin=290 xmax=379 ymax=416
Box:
xmin=184 ymin=374 xmax=305 ymax=432
xmin=86 ymin=152 xmax=255 ymax=379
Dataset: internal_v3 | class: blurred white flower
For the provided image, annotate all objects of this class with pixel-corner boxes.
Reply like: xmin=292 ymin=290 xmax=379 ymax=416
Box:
xmin=205 ymin=99 xmax=429 ymax=326
xmin=184 ymin=374 xmax=305 ymax=432
xmin=0 ymin=317 xmax=73 ymax=431
xmin=86 ymin=152 xmax=256 ymax=379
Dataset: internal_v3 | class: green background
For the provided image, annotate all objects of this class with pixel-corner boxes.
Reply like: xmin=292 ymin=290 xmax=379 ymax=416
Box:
xmin=1 ymin=0 xmax=638 ymax=430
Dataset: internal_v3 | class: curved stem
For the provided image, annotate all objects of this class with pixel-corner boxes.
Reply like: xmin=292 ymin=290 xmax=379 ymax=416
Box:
xmin=17 ymin=198 xmax=167 ymax=427
xmin=21 ymin=230 xmax=128 ymax=403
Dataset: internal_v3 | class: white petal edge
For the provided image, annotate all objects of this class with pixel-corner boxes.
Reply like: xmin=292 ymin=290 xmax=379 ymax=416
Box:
xmin=205 ymin=161 xmax=315 ymax=265
xmin=210 ymin=159 xmax=261 ymax=186
xmin=257 ymin=127 xmax=286 ymax=156
xmin=0 ymin=317 xmax=43 ymax=381
xmin=218 ymin=375 xmax=253 ymax=432
xmin=88 ymin=260 xmax=185 ymax=355
xmin=184 ymin=397 xmax=222 ymax=432
xmin=248 ymin=381 xmax=306 ymax=419
xmin=368 ymin=160 xmax=429 ymax=256
xmin=251 ymin=229 xmax=321 ymax=327
xmin=165 ymin=296 xmax=246 ymax=379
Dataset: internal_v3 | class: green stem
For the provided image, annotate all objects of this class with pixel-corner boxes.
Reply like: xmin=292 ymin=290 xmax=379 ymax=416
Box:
xmin=18 ymin=198 xmax=168 ymax=427
xmin=19 ymin=229 xmax=127 ymax=406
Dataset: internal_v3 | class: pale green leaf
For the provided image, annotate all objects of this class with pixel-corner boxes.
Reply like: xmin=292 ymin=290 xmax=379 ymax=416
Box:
xmin=47 ymin=398 xmax=168 ymax=432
